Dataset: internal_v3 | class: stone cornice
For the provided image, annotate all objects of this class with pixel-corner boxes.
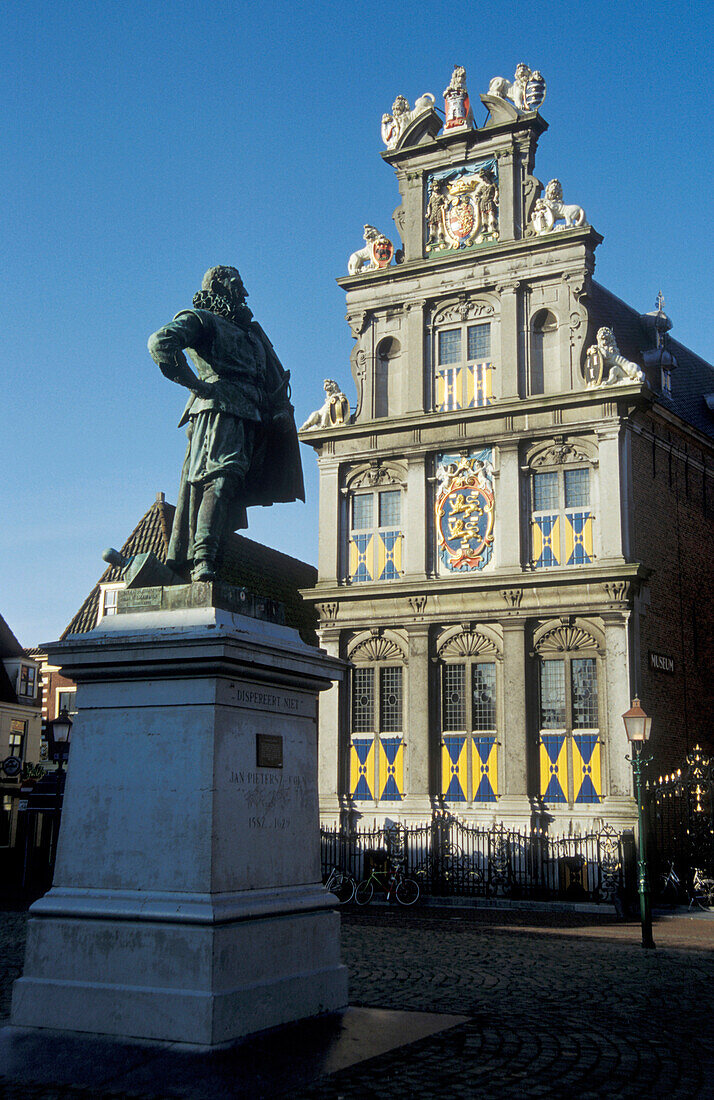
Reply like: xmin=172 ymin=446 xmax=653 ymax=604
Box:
xmin=379 ymin=112 xmax=548 ymax=169
xmin=298 ymin=383 xmax=653 ymax=450
xmin=302 ymin=562 xmax=647 ymax=608
xmin=336 ymin=225 xmax=603 ymax=293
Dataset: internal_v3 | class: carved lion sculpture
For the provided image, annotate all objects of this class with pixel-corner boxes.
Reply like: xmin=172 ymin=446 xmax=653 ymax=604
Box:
xmin=585 ymin=325 xmax=646 ymax=387
xmin=593 ymin=327 xmax=645 ymax=387
xmin=531 ymin=179 xmax=587 ymax=235
xmin=300 ymin=379 xmax=350 ymax=431
xmin=348 ymin=225 xmax=381 ymax=275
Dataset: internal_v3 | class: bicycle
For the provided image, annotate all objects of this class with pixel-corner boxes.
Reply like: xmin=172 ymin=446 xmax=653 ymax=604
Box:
xmin=658 ymin=861 xmax=683 ymax=905
xmin=355 ymin=860 xmax=420 ymax=907
xmin=689 ymin=867 xmax=714 ymax=911
xmin=323 ymin=866 xmax=357 ymax=905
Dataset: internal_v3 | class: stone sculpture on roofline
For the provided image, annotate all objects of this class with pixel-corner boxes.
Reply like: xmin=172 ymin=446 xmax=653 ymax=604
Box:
xmin=300 ymin=379 xmax=350 ymax=431
xmin=488 ymin=62 xmax=547 ymax=111
xmin=147 ymin=265 xmax=305 ymax=583
xmin=348 ymin=224 xmax=399 ymax=275
xmin=530 ymin=179 xmax=587 ymax=235
xmin=584 ymin=327 xmax=645 ymax=388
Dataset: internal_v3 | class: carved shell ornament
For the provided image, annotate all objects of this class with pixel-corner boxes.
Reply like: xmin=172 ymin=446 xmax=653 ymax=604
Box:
xmin=438 ymin=629 xmax=499 ymax=659
xmin=535 ymin=624 xmax=599 ymax=654
xmin=350 ymin=635 xmax=405 ymax=663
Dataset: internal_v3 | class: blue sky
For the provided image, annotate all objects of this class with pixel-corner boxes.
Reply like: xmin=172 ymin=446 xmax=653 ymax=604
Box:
xmin=2 ymin=0 xmax=712 ymax=645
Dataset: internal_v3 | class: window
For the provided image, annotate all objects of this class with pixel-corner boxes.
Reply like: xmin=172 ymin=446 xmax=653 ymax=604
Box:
xmin=531 ymin=467 xmax=594 ymax=568
xmin=57 ymin=689 xmax=78 ymax=715
xmin=348 ymin=489 xmax=403 ymax=583
xmin=661 ymin=366 xmax=672 ymax=396
xmin=18 ymin=664 xmax=36 ymax=697
xmin=8 ymin=720 xmax=26 ymax=760
xmin=438 ymin=628 xmax=500 ymax=804
xmin=536 ymin=625 xmax=602 ymax=806
xmin=349 ymin=664 xmax=404 ymax=802
xmin=97 ymin=583 xmax=124 ymax=623
xmin=435 ymin=322 xmax=494 ymax=411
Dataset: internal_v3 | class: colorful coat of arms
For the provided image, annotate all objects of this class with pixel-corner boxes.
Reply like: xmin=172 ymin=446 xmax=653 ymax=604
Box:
xmin=426 ymin=161 xmax=499 ymax=253
xmin=370 ymin=235 xmax=394 ymax=268
xmin=435 ymin=450 xmax=495 ymax=572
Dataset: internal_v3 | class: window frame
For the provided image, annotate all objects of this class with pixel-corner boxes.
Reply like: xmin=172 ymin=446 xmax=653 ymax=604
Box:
xmin=433 ymin=319 xmax=495 ymax=412
xmin=97 ymin=582 xmax=125 ymax=622
xmin=347 ymin=633 xmax=407 ymax=805
xmin=535 ymin=628 xmax=604 ymax=808
xmin=529 ymin=463 xmax=595 ymax=569
xmin=347 ymin=486 xmax=404 ymax=584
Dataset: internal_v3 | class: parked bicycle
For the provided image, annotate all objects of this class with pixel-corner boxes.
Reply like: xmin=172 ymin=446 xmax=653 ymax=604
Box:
xmin=355 ymin=859 xmax=420 ymax=907
xmin=323 ymin=866 xmax=357 ymax=905
xmin=689 ymin=867 xmax=714 ymax=911
xmin=658 ymin=861 xmax=683 ymax=905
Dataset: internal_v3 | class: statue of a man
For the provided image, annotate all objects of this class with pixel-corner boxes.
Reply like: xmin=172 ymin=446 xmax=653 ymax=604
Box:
xmin=147 ymin=265 xmax=305 ymax=582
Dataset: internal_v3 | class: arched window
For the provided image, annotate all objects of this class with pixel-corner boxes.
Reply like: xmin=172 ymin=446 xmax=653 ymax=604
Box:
xmin=347 ymin=632 xmax=407 ymax=804
xmin=375 ymin=337 xmax=401 ymax=418
xmin=530 ymin=309 xmax=559 ymax=395
xmin=534 ymin=621 xmax=603 ymax=806
xmin=437 ymin=626 xmax=501 ymax=804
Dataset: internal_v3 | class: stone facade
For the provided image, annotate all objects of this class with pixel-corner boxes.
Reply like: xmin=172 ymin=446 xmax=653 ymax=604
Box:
xmin=301 ymin=72 xmax=714 ymax=831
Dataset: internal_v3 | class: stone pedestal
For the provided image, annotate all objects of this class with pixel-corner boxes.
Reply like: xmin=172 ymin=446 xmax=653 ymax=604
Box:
xmin=12 ymin=585 xmax=348 ymax=1047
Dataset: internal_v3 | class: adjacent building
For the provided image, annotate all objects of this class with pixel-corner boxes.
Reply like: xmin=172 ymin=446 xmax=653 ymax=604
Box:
xmin=301 ymin=65 xmax=714 ymax=832
xmin=0 ymin=614 xmax=42 ymax=846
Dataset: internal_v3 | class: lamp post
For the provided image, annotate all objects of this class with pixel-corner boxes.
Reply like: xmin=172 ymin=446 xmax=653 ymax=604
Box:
xmin=622 ymin=697 xmax=655 ymax=949
xmin=47 ymin=708 xmax=72 ymax=873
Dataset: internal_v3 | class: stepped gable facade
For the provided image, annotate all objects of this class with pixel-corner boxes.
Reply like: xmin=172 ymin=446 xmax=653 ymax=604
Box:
xmin=300 ymin=65 xmax=714 ymax=830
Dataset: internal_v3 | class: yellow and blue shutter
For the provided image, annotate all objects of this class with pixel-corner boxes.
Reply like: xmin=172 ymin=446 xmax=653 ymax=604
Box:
xmin=573 ymin=734 xmax=602 ymax=803
xmin=540 ymin=733 xmax=568 ymax=803
xmin=350 ymin=737 xmax=375 ymax=800
xmin=378 ymin=736 xmax=404 ymax=800
xmin=472 ymin=736 xmax=498 ymax=802
xmin=442 ymin=735 xmax=467 ymax=802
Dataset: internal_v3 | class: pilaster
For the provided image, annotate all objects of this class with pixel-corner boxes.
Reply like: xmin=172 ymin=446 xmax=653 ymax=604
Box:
xmin=499 ymin=618 xmax=531 ymax=821
xmin=317 ymin=630 xmax=342 ymax=818
xmin=404 ymin=299 xmax=426 ymax=413
xmin=317 ymin=460 xmax=340 ymax=581
xmin=405 ymin=622 xmax=431 ymax=816
xmin=404 ymin=453 xmax=427 ymax=578
xmin=497 ymin=280 xmax=521 ymax=400
xmin=596 ymin=426 xmax=626 ymax=563
xmin=495 ymin=441 xmax=522 ymax=569
xmin=602 ymin=612 xmax=634 ymax=800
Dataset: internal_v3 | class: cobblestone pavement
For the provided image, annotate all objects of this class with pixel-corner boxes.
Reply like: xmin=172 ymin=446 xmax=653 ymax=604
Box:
xmin=2 ymin=905 xmax=714 ymax=1098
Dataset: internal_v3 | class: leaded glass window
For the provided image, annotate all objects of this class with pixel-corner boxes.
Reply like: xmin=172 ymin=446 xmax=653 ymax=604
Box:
xmin=440 ymin=655 xmax=498 ymax=803
xmin=434 ymin=320 xmax=495 ymax=410
xmin=348 ymin=487 xmax=404 ymax=583
xmin=352 ymin=667 xmax=374 ymax=732
xmin=350 ymin=661 xmax=406 ymax=803
xmin=443 ymin=664 xmax=466 ymax=730
xmin=531 ymin=466 xmax=594 ymax=568
xmin=537 ymin=645 xmax=602 ymax=806
xmin=472 ymin=663 xmax=496 ymax=731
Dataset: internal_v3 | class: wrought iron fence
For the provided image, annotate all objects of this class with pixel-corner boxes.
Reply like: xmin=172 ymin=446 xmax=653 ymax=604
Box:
xmin=321 ymin=814 xmax=628 ymax=903
xmin=647 ymin=745 xmax=714 ymax=893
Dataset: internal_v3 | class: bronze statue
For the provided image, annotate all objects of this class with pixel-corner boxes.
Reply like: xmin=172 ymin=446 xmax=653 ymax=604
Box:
xmin=148 ymin=266 xmax=305 ymax=582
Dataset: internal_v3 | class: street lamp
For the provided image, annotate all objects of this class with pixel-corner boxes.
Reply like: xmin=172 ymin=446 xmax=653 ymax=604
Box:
xmin=622 ymin=697 xmax=655 ymax=949
xmin=46 ymin=708 xmax=72 ymax=874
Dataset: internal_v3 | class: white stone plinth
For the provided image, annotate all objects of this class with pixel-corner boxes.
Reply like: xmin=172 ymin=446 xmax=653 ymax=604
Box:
xmin=12 ymin=600 xmax=348 ymax=1046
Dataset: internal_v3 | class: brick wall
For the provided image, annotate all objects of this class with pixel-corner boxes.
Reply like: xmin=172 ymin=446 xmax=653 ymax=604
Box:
xmin=629 ymin=412 xmax=714 ymax=771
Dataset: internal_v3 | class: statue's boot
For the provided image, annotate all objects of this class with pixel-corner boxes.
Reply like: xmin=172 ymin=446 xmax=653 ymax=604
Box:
xmin=191 ymin=474 xmax=239 ymax=582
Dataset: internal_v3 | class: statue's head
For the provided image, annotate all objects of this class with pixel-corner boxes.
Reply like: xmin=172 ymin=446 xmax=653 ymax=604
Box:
xmin=516 ymin=63 xmax=531 ymax=83
xmin=451 ymin=65 xmax=467 ymax=88
xmin=323 ymin=379 xmax=340 ymax=395
xmin=392 ymin=95 xmax=409 ymax=116
xmin=363 ymin=224 xmax=380 ymax=242
xmin=201 ymin=265 xmax=248 ymax=306
xmin=597 ymin=326 xmax=616 ymax=351
xmin=545 ymin=179 xmax=562 ymax=201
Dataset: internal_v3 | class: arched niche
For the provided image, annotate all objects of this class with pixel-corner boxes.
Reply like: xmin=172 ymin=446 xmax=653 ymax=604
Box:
xmin=375 ymin=336 xmax=402 ymax=418
xmin=530 ymin=308 xmax=559 ymax=395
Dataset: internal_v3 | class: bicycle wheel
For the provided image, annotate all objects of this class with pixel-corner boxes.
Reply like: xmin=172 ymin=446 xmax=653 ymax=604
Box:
xmin=330 ymin=873 xmax=355 ymax=905
xmin=395 ymin=877 xmax=420 ymax=906
xmin=355 ymin=879 xmax=374 ymax=905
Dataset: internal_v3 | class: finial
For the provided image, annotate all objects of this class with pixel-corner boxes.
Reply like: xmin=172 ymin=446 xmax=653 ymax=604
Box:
xmin=656 ymin=290 xmax=665 ymax=312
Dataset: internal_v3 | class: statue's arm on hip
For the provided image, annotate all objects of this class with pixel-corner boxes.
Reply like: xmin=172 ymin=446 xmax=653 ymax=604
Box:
xmin=147 ymin=311 xmax=213 ymax=399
